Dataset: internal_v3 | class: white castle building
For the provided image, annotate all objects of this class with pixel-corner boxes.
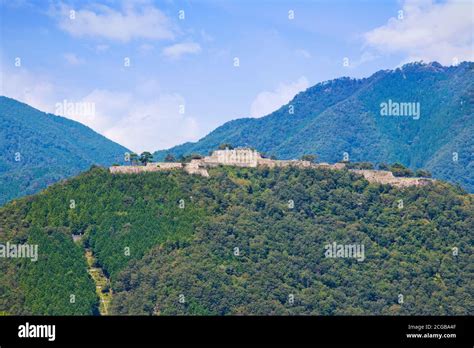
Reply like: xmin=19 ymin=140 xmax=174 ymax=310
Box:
xmin=203 ymin=148 xmax=261 ymax=167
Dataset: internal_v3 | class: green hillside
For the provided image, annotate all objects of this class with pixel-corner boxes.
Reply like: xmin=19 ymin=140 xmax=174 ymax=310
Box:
xmin=0 ymin=96 xmax=130 ymax=205
xmin=155 ymin=62 xmax=474 ymax=191
xmin=1 ymin=166 xmax=472 ymax=315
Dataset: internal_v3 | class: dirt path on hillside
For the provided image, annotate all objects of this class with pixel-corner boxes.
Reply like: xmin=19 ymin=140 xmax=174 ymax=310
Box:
xmin=85 ymin=249 xmax=112 ymax=315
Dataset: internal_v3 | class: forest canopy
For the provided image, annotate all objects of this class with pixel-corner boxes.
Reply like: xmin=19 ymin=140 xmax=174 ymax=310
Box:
xmin=0 ymin=166 xmax=472 ymax=315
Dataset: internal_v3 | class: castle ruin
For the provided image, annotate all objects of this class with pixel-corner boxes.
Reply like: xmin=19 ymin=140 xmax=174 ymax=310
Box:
xmin=350 ymin=169 xmax=433 ymax=187
xmin=204 ymin=148 xmax=260 ymax=167
xmin=109 ymin=148 xmax=434 ymax=188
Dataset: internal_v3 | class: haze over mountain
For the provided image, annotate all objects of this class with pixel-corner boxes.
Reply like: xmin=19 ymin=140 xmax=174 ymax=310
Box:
xmin=0 ymin=96 xmax=129 ymax=205
xmin=155 ymin=62 xmax=474 ymax=192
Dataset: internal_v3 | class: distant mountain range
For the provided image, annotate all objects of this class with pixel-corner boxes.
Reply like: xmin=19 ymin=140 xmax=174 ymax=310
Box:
xmin=0 ymin=96 xmax=129 ymax=205
xmin=155 ymin=62 xmax=474 ymax=192
xmin=0 ymin=61 xmax=472 ymax=206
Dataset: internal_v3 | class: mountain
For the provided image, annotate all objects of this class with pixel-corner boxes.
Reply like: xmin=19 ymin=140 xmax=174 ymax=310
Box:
xmin=155 ymin=62 xmax=474 ymax=192
xmin=0 ymin=96 xmax=129 ymax=205
xmin=1 ymin=166 xmax=472 ymax=315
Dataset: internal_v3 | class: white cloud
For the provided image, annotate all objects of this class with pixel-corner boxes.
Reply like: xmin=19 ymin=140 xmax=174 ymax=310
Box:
xmin=56 ymin=89 xmax=200 ymax=152
xmin=200 ymin=29 xmax=214 ymax=42
xmin=138 ymin=43 xmax=154 ymax=54
xmin=295 ymin=49 xmax=311 ymax=59
xmin=364 ymin=0 xmax=474 ymax=65
xmin=95 ymin=44 xmax=109 ymax=53
xmin=0 ymin=68 xmax=199 ymax=152
xmin=101 ymin=93 xmax=200 ymax=152
xmin=63 ymin=53 xmax=84 ymax=65
xmin=162 ymin=42 xmax=202 ymax=59
xmin=250 ymin=77 xmax=309 ymax=118
xmin=348 ymin=51 xmax=380 ymax=69
xmin=71 ymin=89 xmax=129 ymax=132
xmin=54 ymin=1 xmax=175 ymax=42
xmin=0 ymin=67 xmax=56 ymax=113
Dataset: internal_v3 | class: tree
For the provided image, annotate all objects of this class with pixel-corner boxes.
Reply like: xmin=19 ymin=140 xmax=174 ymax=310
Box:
xmin=390 ymin=163 xmax=413 ymax=177
xmin=0 ymin=164 xmax=471 ymax=316
xmin=180 ymin=153 xmax=203 ymax=163
xmin=415 ymin=169 xmax=432 ymax=178
xmin=218 ymin=143 xmax=234 ymax=150
xmin=301 ymin=154 xmax=317 ymax=163
xmin=139 ymin=152 xmax=153 ymax=165
xmin=378 ymin=163 xmax=390 ymax=170
xmin=164 ymin=153 xmax=176 ymax=162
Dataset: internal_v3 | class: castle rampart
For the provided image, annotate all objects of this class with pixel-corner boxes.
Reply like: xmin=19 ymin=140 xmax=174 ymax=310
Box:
xmin=350 ymin=169 xmax=434 ymax=187
xmin=109 ymin=148 xmax=434 ymax=188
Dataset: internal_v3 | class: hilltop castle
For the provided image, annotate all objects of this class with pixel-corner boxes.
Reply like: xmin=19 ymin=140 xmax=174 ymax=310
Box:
xmin=204 ymin=148 xmax=260 ymax=167
xmin=110 ymin=148 xmax=313 ymax=177
xmin=202 ymin=148 xmax=315 ymax=168
xmin=109 ymin=147 xmax=433 ymax=188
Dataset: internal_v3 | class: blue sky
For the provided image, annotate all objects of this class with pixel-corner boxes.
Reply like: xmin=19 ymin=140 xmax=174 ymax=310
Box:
xmin=1 ymin=0 xmax=472 ymax=152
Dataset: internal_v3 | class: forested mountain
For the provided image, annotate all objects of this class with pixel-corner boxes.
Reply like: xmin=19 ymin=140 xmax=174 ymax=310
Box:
xmin=1 ymin=166 xmax=472 ymax=315
xmin=155 ymin=62 xmax=474 ymax=192
xmin=0 ymin=96 xmax=129 ymax=205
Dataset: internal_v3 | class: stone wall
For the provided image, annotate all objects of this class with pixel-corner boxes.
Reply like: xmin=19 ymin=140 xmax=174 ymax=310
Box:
xmin=258 ymin=158 xmax=311 ymax=168
xmin=110 ymin=166 xmax=159 ymax=174
xmin=184 ymin=159 xmax=209 ymax=177
xmin=109 ymin=149 xmax=433 ymax=188
xmin=314 ymin=162 xmax=346 ymax=170
xmin=153 ymin=162 xmax=183 ymax=169
xmin=110 ymin=162 xmax=182 ymax=174
xmin=350 ymin=169 xmax=434 ymax=187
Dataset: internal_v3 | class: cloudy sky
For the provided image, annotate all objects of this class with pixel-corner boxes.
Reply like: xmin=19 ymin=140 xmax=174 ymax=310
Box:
xmin=1 ymin=0 xmax=472 ymax=152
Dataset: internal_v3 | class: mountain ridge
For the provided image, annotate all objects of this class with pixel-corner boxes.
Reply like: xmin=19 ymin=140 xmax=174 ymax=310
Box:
xmin=154 ymin=61 xmax=473 ymax=191
xmin=0 ymin=96 xmax=130 ymax=205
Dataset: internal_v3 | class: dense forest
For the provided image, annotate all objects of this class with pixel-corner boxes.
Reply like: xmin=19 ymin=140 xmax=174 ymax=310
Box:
xmin=0 ymin=165 xmax=472 ymax=315
xmin=155 ymin=61 xmax=474 ymax=192
xmin=0 ymin=96 xmax=129 ymax=205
